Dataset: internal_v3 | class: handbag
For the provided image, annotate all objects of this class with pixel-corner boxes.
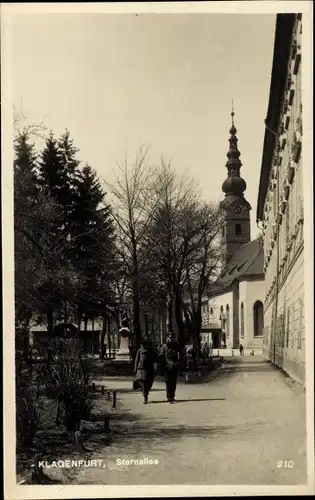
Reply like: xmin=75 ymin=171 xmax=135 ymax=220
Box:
xmin=133 ymin=379 xmax=141 ymax=390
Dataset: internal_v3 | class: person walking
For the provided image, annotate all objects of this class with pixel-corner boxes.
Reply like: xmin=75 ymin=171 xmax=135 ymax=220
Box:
xmin=134 ymin=338 xmax=158 ymax=404
xmin=159 ymin=332 xmax=180 ymax=403
xmin=239 ymin=344 xmax=244 ymax=356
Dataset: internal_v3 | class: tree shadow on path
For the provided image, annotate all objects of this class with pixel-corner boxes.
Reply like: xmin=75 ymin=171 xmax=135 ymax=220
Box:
xmin=110 ymin=416 xmax=266 ymax=448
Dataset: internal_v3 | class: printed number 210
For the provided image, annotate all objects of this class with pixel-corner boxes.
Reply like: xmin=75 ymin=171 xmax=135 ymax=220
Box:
xmin=277 ymin=460 xmax=294 ymax=468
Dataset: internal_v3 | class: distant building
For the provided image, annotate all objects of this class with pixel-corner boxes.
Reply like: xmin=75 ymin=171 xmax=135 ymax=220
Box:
xmin=29 ymin=318 xmax=116 ymax=357
xmin=201 ymin=112 xmax=264 ymax=349
xmin=256 ymin=14 xmax=304 ymax=384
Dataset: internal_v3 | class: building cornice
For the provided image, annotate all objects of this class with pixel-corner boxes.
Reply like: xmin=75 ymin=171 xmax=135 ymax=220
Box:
xmin=238 ymin=274 xmax=264 ymax=283
xmin=256 ymin=14 xmax=296 ymax=221
xmin=208 ymin=285 xmax=233 ymax=299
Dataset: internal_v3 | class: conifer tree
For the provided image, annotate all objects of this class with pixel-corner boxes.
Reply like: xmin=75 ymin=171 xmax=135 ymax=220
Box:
xmin=14 ymin=133 xmax=38 ymax=206
xmin=71 ymin=164 xmax=116 ymax=343
xmin=36 ymin=131 xmax=79 ymax=332
xmin=38 ymin=131 xmax=79 ymax=235
xmin=14 ymin=134 xmax=39 ymax=357
xmin=58 ymin=129 xmax=81 ymax=233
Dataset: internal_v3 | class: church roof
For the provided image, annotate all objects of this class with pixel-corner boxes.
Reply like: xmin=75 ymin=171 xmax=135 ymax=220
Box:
xmin=208 ymin=236 xmax=264 ymax=296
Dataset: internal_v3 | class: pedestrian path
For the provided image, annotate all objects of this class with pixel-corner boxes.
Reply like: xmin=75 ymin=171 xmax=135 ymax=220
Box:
xmin=72 ymin=357 xmax=308 ymax=485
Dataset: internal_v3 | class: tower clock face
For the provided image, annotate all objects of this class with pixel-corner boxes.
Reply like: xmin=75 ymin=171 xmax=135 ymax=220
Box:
xmin=234 ymin=205 xmax=242 ymax=214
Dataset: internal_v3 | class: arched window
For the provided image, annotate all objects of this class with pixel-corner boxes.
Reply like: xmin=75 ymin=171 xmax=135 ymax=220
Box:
xmin=253 ymin=300 xmax=264 ymax=336
xmin=240 ymin=302 xmax=245 ymax=339
xmin=219 ymin=305 xmax=224 ymax=328
xmin=226 ymin=305 xmax=230 ymax=338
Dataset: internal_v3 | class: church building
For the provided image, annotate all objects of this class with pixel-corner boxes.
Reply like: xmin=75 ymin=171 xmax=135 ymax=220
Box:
xmin=201 ymin=111 xmax=264 ymax=350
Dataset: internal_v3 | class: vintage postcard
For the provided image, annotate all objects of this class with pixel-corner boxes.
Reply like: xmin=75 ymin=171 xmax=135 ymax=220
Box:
xmin=1 ymin=1 xmax=314 ymax=498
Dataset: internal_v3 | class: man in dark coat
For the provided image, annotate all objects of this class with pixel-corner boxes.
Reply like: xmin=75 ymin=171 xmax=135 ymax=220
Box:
xmin=134 ymin=338 xmax=158 ymax=404
xmin=159 ymin=332 xmax=180 ymax=403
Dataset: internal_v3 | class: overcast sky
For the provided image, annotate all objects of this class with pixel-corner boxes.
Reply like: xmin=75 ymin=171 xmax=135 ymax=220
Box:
xmin=11 ymin=13 xmax=276 ymax=238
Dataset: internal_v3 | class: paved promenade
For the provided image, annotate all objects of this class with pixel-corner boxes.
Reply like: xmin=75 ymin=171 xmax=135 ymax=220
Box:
xmin=72 ymin=356 xmax=307 ymax=486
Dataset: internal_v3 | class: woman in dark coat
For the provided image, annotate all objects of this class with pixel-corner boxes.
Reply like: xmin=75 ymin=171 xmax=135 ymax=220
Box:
xmin=134 ymin=338 xmax=158 ymax=404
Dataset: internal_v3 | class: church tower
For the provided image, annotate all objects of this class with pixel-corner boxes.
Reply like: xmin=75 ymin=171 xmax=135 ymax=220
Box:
xmin=220 ymin=108 xmax=251 ymax=266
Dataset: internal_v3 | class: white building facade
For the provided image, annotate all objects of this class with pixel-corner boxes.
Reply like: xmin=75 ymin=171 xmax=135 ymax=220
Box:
xmin=256 ymin=14 xmax=304 ymax=384
xmin=201 ymin=237 xmax=264 ymax=350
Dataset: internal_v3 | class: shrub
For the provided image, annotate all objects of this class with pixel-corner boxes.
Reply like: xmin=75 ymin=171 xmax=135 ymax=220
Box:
xmin=16 ymin=379 xmax=40 ymax=448
xmin=41 ymin=338 xmax=94 ymax=431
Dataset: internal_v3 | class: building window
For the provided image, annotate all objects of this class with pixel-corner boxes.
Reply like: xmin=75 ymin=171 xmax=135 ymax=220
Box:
xmin=222 ymin=226 xmax=225 ymax=237
xmin=220 ymin=305 xmax=224 ymax=331
xmin=253 ymin=300 xmax=264 ymax=336
xmin=297 ymin=330 xmax=302 ymax=350
xmin=279 ymin=313 xmax=285 ymax=348
xmin=291 ymin=304 xmax=296 ymax=348
xmin=285 ymin=201 xmax=290 ymax=248
xmin=235 ymin=223 xmax=242 ymax=236
xmin=210 ymin=307 xmax=214 ymax=315
xmin=286 ymin=308 xmax=290 ymax=348
xmin=273 ymin=189 xmax=277 ymax=215
xmin=240 ymin=302 xmax=245 ymax=339
xmin=226 ymin=305 xmax=230 ymax=338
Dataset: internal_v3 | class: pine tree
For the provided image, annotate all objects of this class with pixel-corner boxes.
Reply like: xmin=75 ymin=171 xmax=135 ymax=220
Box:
xmin=71 ymin=164 xmax=116 ymax=344
xmin=37 ymin=131 xmax=80 ymax=331
xmin=14 ymin=134 xmax=39 ymax=358
xmin=38 ymin=131 xmax=79 ymax=234
xmin=58 ymin=129 xmax=81 ymax=232
xmin=38 ymin=132 xmax=64 ymax=199
xmin=14 ymin=133 xmax=38 ymax=210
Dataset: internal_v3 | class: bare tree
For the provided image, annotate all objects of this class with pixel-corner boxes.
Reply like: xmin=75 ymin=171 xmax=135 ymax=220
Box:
xmin=182 ymin=202 xmax=223 ymax=350
xmin=13 ymin=104 xmax=49 ymax=143
xmin=148 ymin=159 xmax=199 ymax=344
xmin=148 ymin=160 xmax=223 ymax=348
xmin=106 ymin=146 xmax=156 ymax=350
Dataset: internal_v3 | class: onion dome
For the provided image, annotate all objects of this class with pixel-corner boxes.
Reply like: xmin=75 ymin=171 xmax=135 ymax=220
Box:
xmin=222 ymin=108 xmax=247 ymax=196
xmin=222 ymin=175 xmax=247 ymax=195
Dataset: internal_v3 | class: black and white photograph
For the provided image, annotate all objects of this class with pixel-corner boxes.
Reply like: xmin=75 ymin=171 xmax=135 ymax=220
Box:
xmin=1 ymin=1 xmax=314 ymax=498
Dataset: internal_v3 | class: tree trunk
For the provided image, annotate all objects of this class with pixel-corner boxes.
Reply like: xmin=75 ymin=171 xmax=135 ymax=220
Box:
xmin=91 ymin=318 xmax=95 ymax=356
xmin=64 ymin=302 xmax=68 ymax=328
xmin=23 ymin=327 xmax=30 ymax=364
xmin=77 ymin=309 xmax=81 ymax=335
xmin=132 ymin=284 xmax=141 ymax=350
xmin=83 ymin=315 xmax=88 ymax=353
xmin=47 ymin=312 xmax=54 ymax=338
xmin=46 ymin=312 xmax=54 ymax=361
xmin=167 ymin=297 xmax=173 ymax=332
xmin=192 ymin=309 xmax=202 ymax=355
xmin=174 ymin=293 xmax=185 ymax=349
xmin=107 ymin=316 xmax=111 ymax=358
xmin=144 ymin=313 xmax=149 ymax=337
xmin=151 ymin=312 xmax=156 ymax=344
xmin=100 ymin=314 xmax=106 ymax=359
xmin=20 ymin=312 xmax=32 ymax=364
